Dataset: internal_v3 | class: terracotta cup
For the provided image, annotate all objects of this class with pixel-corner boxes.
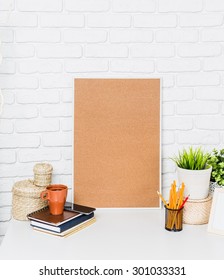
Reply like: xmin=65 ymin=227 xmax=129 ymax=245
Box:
xmin=40 ymin=184 xmax=68 ymax=215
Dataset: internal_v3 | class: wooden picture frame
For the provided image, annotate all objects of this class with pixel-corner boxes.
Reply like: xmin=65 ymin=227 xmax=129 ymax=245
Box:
xmin=208 ymin=188 xmax=224 ymax=235
xmin=73 ymin=78 xmax=161 ymax=208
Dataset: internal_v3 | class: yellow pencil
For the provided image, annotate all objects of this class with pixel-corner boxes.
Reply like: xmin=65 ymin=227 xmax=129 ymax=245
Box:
xmin=157 ymin=191 xmax=168 ymax=208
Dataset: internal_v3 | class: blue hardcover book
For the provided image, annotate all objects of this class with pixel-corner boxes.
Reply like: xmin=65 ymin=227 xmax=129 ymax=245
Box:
xmin=31 ymin=212 xmax=94 ymax=233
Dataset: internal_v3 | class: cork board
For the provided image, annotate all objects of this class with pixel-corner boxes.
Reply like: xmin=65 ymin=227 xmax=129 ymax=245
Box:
xmin=73 ymin=78 xmax=161 ymax=208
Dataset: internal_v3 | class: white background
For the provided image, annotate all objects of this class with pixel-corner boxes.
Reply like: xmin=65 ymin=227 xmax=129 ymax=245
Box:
xmin=0 ymin=260 xmax=223 ymax=280
xmin=0 ymin=0 xmax=224 ymax=248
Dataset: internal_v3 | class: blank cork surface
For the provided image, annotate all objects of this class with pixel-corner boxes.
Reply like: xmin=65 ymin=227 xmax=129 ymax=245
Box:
xmin=74 ymin=78 xmax=160 ymax=208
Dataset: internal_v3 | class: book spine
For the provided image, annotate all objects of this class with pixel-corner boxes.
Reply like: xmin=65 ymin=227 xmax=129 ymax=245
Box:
xmin=59 ymin=212 xmax=95 ymax=232
xmin=31 ymin=221 xmax=61 ymax=232
xmin=33 ymin=212 xmax=94 ymax=233
xmin=33 ymin=217 xmax=96 ymax=237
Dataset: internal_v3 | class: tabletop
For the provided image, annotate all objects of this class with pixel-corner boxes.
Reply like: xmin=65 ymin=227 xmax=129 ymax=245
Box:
xmin=0 ymin=208 xmax=223 ymax=260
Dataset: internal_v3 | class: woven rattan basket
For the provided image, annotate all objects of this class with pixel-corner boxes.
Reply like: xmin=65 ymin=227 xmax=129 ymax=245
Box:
xmin=33 ymin=163 xmax=53 ymax=187
xmin=12 ymin=180 xmax=47 ymax=221
xmin=183 ymin=194 xmax=212 ymax=225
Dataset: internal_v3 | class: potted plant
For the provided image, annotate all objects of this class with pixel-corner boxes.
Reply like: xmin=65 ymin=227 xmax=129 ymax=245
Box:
xmin=207 ymin=149 xmax=224 ymax=195
xmin=171 ymin=146 xmax=212 ymax=200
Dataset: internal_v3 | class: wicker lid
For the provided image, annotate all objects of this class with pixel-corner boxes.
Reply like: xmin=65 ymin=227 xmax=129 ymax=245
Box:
xmin=13 ymin=180 xmax=46 ymax=198
xmin=33 ymin=163 xmax=53 ymax=174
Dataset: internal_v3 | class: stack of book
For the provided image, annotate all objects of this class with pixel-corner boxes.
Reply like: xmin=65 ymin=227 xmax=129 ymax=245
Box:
xmin=27 ymin=203 xmax=96 ymax=237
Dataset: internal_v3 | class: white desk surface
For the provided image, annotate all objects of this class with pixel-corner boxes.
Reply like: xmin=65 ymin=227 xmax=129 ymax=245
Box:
xmin=0 ymin=209 xmax=223 ymax=260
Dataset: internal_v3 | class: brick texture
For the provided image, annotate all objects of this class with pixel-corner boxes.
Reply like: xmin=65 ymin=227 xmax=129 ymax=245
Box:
xmin=1 ymin=0 xmax=224 ymax=242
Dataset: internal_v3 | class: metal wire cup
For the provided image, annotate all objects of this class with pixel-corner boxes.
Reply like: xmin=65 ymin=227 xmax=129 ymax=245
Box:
xmin=165 ymin=205 xmax=184 ymax=232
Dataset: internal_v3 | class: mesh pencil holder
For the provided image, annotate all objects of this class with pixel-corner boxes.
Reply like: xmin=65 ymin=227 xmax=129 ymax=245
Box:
xmin=33 ymin=163 xmax=53 ymax=187
xmin=183 ymin=194 xmax=212 ymax=225
xmin=12 ymin=180 xmax=47 ymax=221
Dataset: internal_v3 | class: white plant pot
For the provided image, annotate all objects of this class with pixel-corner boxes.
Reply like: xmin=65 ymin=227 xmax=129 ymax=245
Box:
xmin=177 ymin=166 xmax=212 ymax=200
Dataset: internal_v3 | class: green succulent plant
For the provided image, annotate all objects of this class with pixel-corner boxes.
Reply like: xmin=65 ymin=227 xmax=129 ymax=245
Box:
xmin=208 ymin=149 xmax=224 ymax=186
xmin=171 ymin=146 xmax=210 ymax=170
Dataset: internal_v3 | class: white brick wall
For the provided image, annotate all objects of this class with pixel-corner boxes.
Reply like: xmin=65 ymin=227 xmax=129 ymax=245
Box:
xmin=1 ymin=0 xmax=224 ymax=242
xmin=17 ymin=0 xmax=62 ymax=12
